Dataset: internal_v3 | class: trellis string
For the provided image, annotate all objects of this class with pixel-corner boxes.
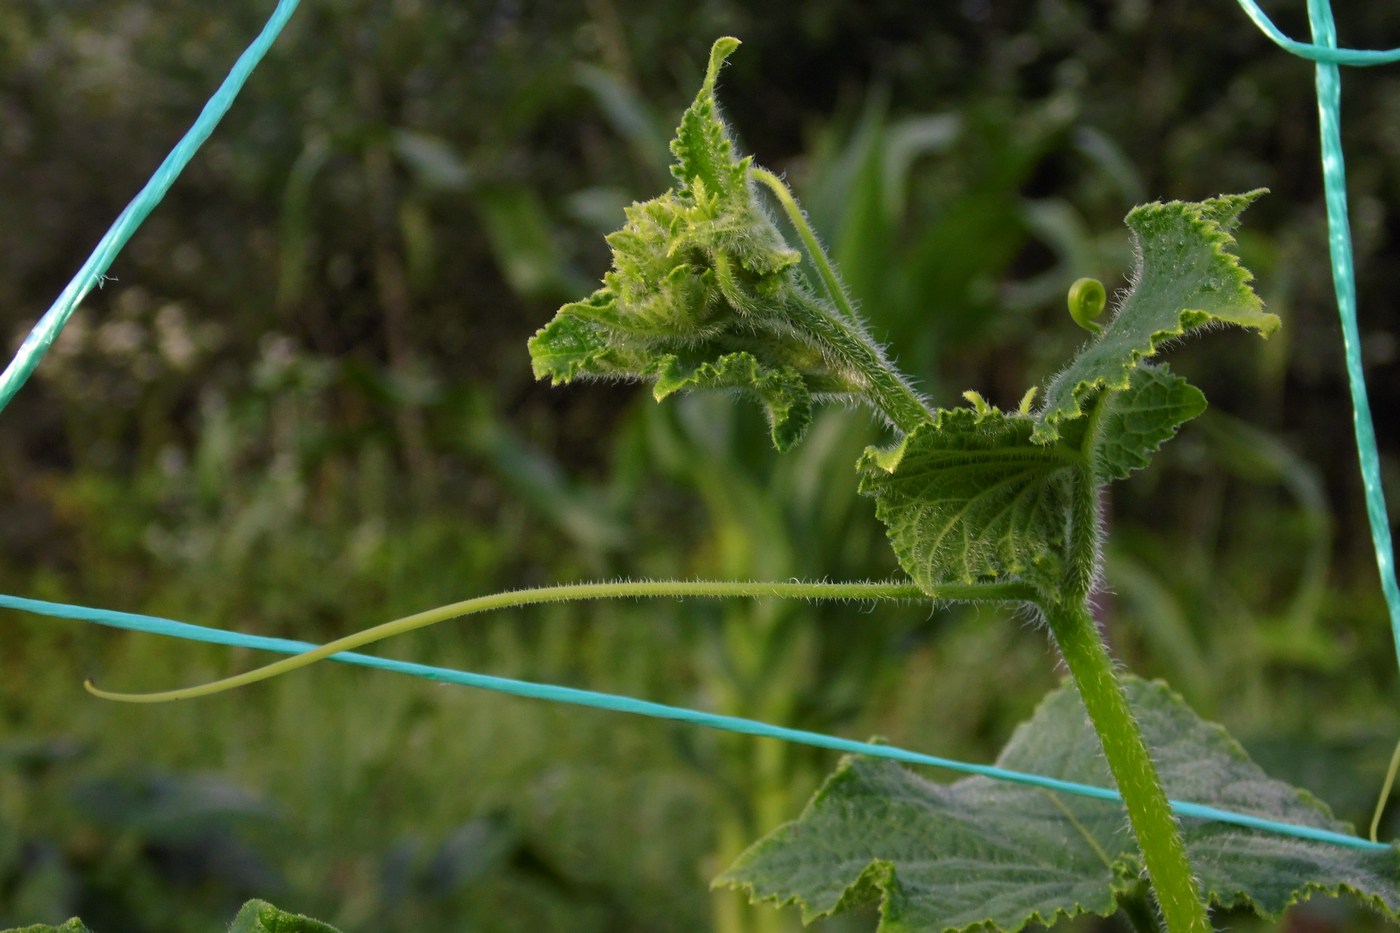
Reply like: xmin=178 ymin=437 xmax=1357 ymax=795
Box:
xmin=1233 ymin=0 xmax=1400 ymax=674
xmin=0 ymin=0 xmax=1396 ymax=859
xmin=3 ymin=590 xmax=1386 ymax=853
xmin=0 ymin=0 xmax=302 ymax=416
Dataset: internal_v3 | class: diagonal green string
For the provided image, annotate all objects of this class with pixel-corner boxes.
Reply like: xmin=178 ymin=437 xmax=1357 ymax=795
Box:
xmin=0 ymin=590 xmax=1388 ymax=853
xmin=0 ymin=0 xmax=302 ymax=417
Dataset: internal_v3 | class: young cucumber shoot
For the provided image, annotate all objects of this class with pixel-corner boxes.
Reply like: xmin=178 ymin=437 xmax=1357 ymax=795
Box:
xmin=84 ymin=36 xmax=1400 ymax=933
xmin=531 ymin=37 xmax=1396 ymax=933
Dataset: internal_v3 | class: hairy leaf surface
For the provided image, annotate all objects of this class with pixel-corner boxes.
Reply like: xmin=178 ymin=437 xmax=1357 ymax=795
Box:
xmin=857 ymin=407 xmax=1082 ymax=593
xmin=719 ymin=677 xmax=1400 ymax=932
xmin=1035 ymin=190 xmax=1277 ymax=443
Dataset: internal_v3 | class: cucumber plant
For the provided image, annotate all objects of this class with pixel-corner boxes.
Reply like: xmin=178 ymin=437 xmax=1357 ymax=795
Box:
xmin=60 ymin=35 xmax=1400 ymax=933
xmin=528 ymin=38 xmax=1400 ymax=932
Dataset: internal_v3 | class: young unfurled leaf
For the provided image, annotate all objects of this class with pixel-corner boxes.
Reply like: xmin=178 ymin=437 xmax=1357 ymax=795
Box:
xmin=1089 ymin=363 xmax=1206 ymax=482
xmin=671 ymin=37 xmax=749 ymax=203
xmin=718 ymin=677 xmax=1400 ymax=932
xmin=530 ymin=38 xmax=926 ymax=449
xmin=1035 ymin=190 xmax=1277 ymax=443
xmin=859 ymin=190 xmax=1258 ymax=598
xmin=857 ymin=407 xmax=1082 ymax=593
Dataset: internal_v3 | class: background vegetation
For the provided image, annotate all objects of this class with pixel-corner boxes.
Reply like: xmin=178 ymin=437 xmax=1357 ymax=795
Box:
xmin=1 ymin=1 xmax=1397 ymax=930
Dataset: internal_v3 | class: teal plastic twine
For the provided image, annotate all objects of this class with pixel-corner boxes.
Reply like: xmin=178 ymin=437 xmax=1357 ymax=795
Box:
xmin=1234 ymin=0 xmax=1400 ymax=674
xmin=1 ymin=591 xmax=1385 ymax=853
xmin=1235 ymin=0 xmax=1400 ymax=66
xmin=0 ymin=0 xmax=1395 ymax=862
xmin=0 ymin=0 xmax=303 ymax=417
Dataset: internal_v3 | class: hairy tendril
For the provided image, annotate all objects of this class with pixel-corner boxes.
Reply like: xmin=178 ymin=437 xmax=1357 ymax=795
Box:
xmin=83 ymin=578 xmax=1029 ymax=703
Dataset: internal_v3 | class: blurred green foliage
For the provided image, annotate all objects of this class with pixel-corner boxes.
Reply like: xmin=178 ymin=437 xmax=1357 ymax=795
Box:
xmin=1 ymin=1 xmax=1398 ymax=931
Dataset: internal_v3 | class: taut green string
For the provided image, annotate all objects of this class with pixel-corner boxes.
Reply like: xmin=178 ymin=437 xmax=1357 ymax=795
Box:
xmin=0 ymin=589 xmax=1387 ymax=853
xmin=1234 ymin=0 xmax=1400 ymax=675
xmin=0 ymin=0 xmax=302 ymax=417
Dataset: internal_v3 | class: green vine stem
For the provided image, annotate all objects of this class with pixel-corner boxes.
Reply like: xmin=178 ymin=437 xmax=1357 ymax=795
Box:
xmin=85 ymin=577 xmax=1034 ymax=703
xmin=1043 ymin=597 xmax=1210 ymax=933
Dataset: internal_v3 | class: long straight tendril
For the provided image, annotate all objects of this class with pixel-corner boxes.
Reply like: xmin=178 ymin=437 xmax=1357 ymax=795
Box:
xmin=750 ymin=167 xmax=860 ymax=324
xmin=0 ymin=588 xmax=1386 ymax=853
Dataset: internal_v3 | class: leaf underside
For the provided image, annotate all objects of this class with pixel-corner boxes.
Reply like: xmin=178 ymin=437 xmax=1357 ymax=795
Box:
xmin=1088 ymin=363 xmax=1206 ymax=483
xmin=856 ymin=363 xmax=1204 ymax=594
xmin=719 ymin=677 xmax=1400 ymax=933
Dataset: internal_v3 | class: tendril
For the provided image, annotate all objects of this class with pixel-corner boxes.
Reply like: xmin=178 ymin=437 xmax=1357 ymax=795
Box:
xmin=82 ymin=578 xmax=1034 ymax=703
xmin=1068 ymin=277 xmax=1107 ymax=334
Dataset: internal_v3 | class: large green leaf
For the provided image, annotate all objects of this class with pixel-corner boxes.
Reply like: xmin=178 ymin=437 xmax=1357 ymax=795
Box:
xmin=857 ymin=406 xmax=1082 ymax=593
xmin=1 ymin=921 xmax=92 ymax=933
xmin=1034 ymin=190 xmax=1277 ymax=443
xmin=719 ymin=677 xmax=1400 ymax=932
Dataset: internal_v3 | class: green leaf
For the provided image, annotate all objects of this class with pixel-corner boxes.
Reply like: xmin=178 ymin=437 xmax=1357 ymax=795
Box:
xmin=719 ymin=677 xmax=1400 ymax=932
xmin=857 ymin=406 xmax=1082 ymax=592
xmin=1035 ymin=190 xmax=1277 ymax=443
xmin=530 ymin=38 xmax=907 ymax=450
xmin=1 ymin=920 xmax=93 ymax=933
xmin=1087 ymin=363 xmax=1206 ymax=483
xmin=227 ymin=900 xmax=344 ymax=933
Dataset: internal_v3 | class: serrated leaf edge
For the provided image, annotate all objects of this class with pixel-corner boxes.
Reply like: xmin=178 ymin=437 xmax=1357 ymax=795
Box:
xmin=1034 ymin=189 xmax=1277 ymax=443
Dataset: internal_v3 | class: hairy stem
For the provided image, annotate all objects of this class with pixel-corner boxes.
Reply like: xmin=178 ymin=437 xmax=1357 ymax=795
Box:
xmin=1043 ymin=598 xmax=1209 ymax=933
xmin=784 ymin=293 xmax=934 ymax=434
xmin=86 ymin=578 xmax=1033 ymax=703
